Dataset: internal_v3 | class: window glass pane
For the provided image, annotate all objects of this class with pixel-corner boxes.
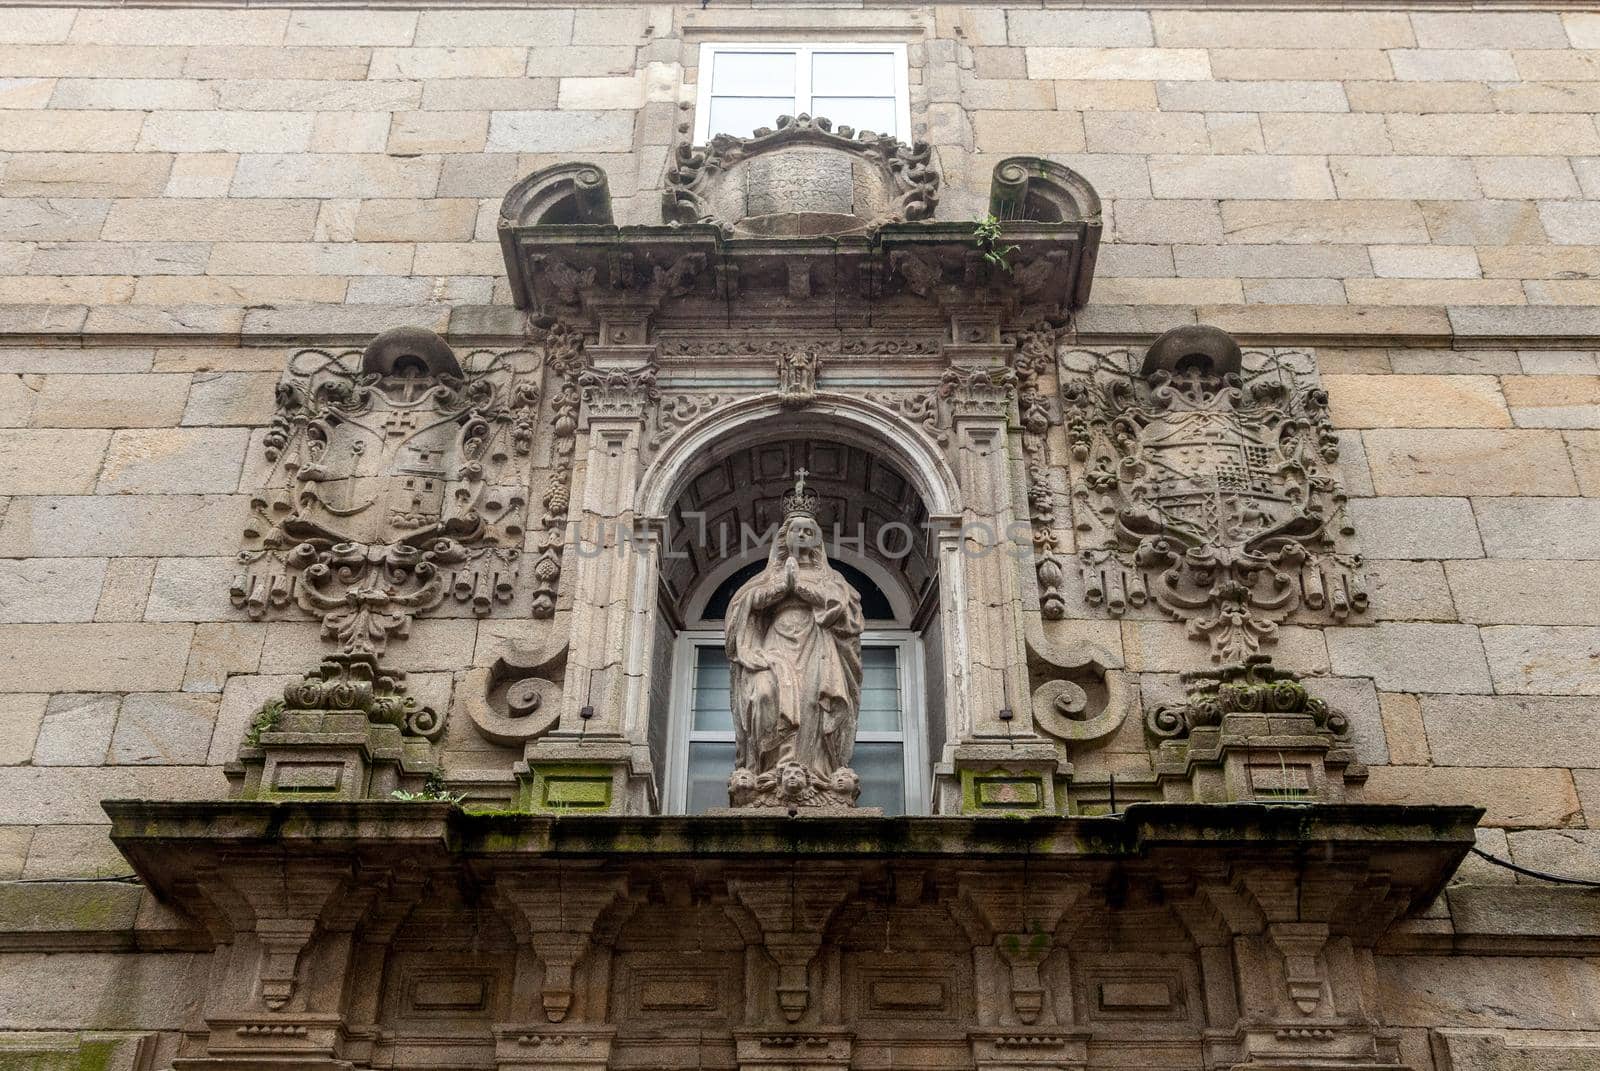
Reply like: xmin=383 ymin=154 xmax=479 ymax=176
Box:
xmin=853 ymin=740 xmax=905 ymax=815
xmin=809 ymin=96 xmax=897 ymax=135
xmin=692 ymin=647 xmax=734 ymax=733
xmin=812 ymin=52 xmax=896 ymax=95
xmin=712 ymin=51 xmax=796 ymax=96
xmin=858 ymin=646 xmax=901 ymax=733
xmin=708 ymin=97 xmax=797 ymax=139
xmin=687 ymin=741 xmax=736 ymax=814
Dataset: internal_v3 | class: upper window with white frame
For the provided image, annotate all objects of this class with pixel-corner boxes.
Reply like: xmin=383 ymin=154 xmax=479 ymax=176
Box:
xmin=694 ymin=42 xmax=911 ymax=144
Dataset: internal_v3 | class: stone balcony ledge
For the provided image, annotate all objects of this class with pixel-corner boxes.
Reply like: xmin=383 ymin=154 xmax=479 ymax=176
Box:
xmin=106 ymin=799 xmax=1480 ymax=917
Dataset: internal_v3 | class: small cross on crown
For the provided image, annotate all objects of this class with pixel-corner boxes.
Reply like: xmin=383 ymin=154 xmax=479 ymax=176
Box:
xmin=782 ymin=467 xmax=818 ymax=518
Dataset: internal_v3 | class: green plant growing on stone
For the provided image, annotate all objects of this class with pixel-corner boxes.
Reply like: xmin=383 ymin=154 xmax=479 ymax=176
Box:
xmin=973 ymin=213 xmax=1018 ymax=274
xmin=243 ymin=697 xmax=284 ymax=747
xmin=1256 ymin=752 xmax=1311 ymax=805
xmin=392 ymin=770 xmax=465 ymax=804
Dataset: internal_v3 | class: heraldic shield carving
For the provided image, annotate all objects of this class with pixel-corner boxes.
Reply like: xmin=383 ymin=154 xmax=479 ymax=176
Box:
xmin=1062 ymin=325 xmax=1368 ymax=663
xmin=232 ymin=327 xmax=540 ymax=656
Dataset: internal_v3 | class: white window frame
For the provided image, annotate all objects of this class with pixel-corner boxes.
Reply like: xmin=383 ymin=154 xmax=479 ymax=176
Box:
xmin=693 ymin=41 xmax=912 ymax=144
xmin=666 ymin=629 xmax=928 ymax=815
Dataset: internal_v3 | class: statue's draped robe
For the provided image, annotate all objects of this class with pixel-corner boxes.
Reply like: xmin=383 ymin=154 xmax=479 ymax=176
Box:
xmin=726 ymin=544 xmax=864 ymax=782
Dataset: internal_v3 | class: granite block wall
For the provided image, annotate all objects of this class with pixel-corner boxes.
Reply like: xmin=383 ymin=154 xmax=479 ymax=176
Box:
xmin=0 ymin=5 xmax=1598 ymax=1068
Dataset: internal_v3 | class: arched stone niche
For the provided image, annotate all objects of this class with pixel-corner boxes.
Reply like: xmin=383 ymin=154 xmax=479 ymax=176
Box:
xmin=659 ymin=438 xmax=934 ymax=626
xmin=620 ymin=393 xmax=964 ymax=811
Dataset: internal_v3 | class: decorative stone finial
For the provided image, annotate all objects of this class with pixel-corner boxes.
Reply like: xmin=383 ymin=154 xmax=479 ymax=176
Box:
xmin=782 ymin=468 xmax=818 ymax=518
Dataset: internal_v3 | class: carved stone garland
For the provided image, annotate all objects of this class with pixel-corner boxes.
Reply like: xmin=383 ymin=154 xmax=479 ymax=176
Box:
xmin=1009 ymin=322 xmax=1069 ymax=620
xmin=234 ymin=328 xmax=540 ymax=654
xmin=1061 ymin=327 xmax=1366 ymax=663
xmin=533 ymin=326 xmax=584 ymax=617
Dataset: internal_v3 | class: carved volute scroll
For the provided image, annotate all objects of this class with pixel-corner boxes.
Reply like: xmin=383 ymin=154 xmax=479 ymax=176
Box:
xmin=234 ymin=327 xmax=542 ymax=655
xmin=663 ymin=113 xmax=939 ymax=236
xmin=1062 ymin=325 xmax=1367 ymax=663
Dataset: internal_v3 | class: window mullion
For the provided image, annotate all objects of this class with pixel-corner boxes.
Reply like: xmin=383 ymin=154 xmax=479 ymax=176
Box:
xmin=796 ymin=44 xmax=812 ymax=118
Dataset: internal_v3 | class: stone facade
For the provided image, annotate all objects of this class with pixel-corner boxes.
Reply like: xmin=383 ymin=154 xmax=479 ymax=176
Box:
xmin=0 ymin=4 xmax=1599 ymax=1071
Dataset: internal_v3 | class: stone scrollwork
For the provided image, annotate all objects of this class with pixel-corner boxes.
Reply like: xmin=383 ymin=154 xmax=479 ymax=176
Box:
xmin=234 ymin=327 xmax=540 ymax=655
xmin=1147 ymin=655 xmax=1349 ymax=743
xmin=1062 ymin=325 xmax=1367 ymax=663
xmin=460 ymin=639 xmax=567 ymax=746
xmin=663 ymin=112 xmax=939 ymax=237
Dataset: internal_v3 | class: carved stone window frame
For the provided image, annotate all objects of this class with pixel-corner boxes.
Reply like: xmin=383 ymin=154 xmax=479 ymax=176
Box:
xmin=692 ymin=41 xmax=912 ymax=143
xmin=665 ymin=628 xmax=929 ymax=815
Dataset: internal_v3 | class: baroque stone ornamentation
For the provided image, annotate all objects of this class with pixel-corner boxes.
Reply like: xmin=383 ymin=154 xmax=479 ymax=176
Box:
xmin=233 ymin=327 xmax=540 ymax=653
xmin=778 ymin=345 xmax=820 ymax=408
xmin=726 ymin=474 xmax=865 ymax=809
xmin=1147 ymin=655 xmax=1350 ymax=742
xmin=663 ymin=112 xmax=939 ymax=237
xmin=1062 ymin=325 xmax=1367 ymax=663
xmin=532 ymin=325 xmax=584 ymax=618
xmin=1010 ymin=321 xmax=1070 ymax=619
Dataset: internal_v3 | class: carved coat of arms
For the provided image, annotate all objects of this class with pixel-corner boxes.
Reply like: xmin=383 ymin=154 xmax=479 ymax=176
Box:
xmin=1062 ymin=326 xmax=1366 ymax=662
xmin=233 ymin=328 xmax=539 ymax=654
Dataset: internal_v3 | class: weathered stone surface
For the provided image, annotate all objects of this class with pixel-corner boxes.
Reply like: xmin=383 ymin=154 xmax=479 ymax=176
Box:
xmin=177 ymin=371 xmax=274 ymax=426
xmin=1346 ymin=497 xmax=1483 ymax=559
xmin=94 ymin=556 xmax=154 ymax=622
xmin=182 ymin=621 xmax=265 ymax=693
xmin=1482 ymin=625 xmax=1600 ymax=695
xmin=1326 ymin=623 xmax=1492 ymax=694
xmin=1424 ymin=695 xmax=1600 ymax=768
xmin=0 ymin=495 xmax=245 ymax=557
xmin=209 ymin=672 xmax=297 ymax=764
xmin=1326 ymin=374 xmax=1510 ymax=428
xmin=1364 ymin=766 xmax=1581 ymax=829
xmin=1500 ymin=375 xmax=1600 ymax=429
xmin=31 ymin=692 xmax=117 ymax=765
xmin=487 ymin=109 xmax=636 ymax=153
xmin=0 ymin=429 xmax=109 ymax=495
xmin=97 ymin=428 xmax=248 ymax=495
xmin=101 ymin=197 xmax=319 ymax=241
xmin=1150 ymin=154 xmax=1333 ymax=198
xmin=1378 ymin=691 xmax=1430 ymax=765
xmin=1447 ymin=560 xmax=1600 ymax=625
xmin=0 ymin=624 xmax=191 ymax=693
xmin=31 ymin=372 xmax=190 ymax=428
xmin=1365 ymin=559 xmax=1457 ymax=621
xmin=143 ymin=556 xmax=244 ymax=621
xmin=0 ymin=558 xmax=105 ymax=623
xmin=1364 ymin=430 xmax=1579 ymax=496
xmin=1222 ymin=200 xmax=1429 ymax=244
xmin=19 ymin=823 xmax=133 ymax=879
xmin=0 ymin=693 xmax=46 ymax=765
xmin=0 ymin=949 xmax=210 ymax=1029
xmin=1473 ymin=497 xmax=1600 ymax=559
xmin=108 ymin=692 xmax=217 ymax=765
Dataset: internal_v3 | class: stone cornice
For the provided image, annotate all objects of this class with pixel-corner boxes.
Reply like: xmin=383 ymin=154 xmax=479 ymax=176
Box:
xmin=8 ymin=303 xmax=1600 ymax=350
xmin=106 ymin=799 xmax=1480 ymax=913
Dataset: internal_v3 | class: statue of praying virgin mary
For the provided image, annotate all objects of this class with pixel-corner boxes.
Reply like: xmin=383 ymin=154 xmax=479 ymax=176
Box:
xmin=725 ymin=471 xmax=864 ymax=809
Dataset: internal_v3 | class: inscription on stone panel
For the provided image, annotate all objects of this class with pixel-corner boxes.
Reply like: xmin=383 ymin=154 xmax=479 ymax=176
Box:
xmin=745 ymin=149 xmax=857 ymax=218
